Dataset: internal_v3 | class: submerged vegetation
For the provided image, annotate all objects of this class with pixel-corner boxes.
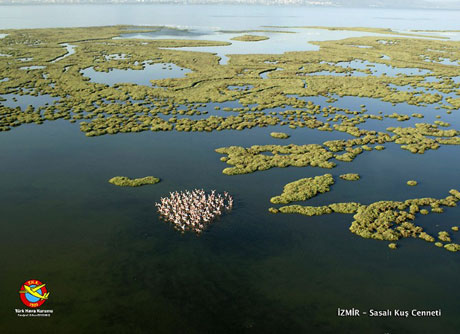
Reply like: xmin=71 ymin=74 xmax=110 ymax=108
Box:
xmin=109 ymin=176 xmax=160 ymax=187
xmin=1 ymin=25 xmax=459 ymax=253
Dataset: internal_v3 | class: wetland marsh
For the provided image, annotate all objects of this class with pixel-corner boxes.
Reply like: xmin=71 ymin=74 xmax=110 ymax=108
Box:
xmin=0 ymin=5 xmax=459 ymax=334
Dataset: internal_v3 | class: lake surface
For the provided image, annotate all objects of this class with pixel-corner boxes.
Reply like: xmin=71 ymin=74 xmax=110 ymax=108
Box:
xmin=0 ymin=4 xmax=459 ymax=334
xmin=81 ymin=62 xmax=191 ymax=86
xmin=1 ymin=4 xmax=460 ymax=31
xmin=130 ymin=27 xmax=401 ymax=64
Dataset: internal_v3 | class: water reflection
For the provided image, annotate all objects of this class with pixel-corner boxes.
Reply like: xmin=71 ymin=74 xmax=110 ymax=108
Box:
xmin=51 ymin=43 xmax=77 ymax=63
xmin=0 ymin=92 xmax=59 ymax=109
xmin=121 ymin=27 xmax=412 ymax=65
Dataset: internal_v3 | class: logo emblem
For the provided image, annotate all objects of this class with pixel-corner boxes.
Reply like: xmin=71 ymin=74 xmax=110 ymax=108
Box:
xmin=19 ymin=280 xmax=50 ymax=308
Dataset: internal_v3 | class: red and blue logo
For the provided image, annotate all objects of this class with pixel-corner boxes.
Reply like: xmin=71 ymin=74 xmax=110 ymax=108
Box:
xmin=19 ymin=280 xmax=50 ymax=308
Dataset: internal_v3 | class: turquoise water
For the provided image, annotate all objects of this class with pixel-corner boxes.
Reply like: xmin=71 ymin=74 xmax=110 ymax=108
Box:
xmin=1 ymin=5 xmax=460 ymax=334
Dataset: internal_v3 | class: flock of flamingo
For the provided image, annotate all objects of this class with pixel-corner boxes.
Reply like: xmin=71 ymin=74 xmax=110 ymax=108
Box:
xmin=155 ymin=189 xmax=233 ymax=234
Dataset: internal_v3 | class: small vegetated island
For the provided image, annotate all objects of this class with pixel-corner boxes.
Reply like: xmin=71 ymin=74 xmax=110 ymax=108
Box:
xmin=270 ymin=131 xmax=290 ymax=139
xmin=270 ymin=174 xmax=334 ymax=205
xmin=231 ymin=35 xmax=269 ymax=42
xmin=340 ymin=173 xmax=360 ymax=181
xmin=109 ymin=176 xmax=160 ymax=187
xmin=1 ymin=25 xmax=459 ymax=250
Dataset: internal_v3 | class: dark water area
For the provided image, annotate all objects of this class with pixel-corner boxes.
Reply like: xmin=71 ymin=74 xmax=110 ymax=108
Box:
xmin=1 ymin=5 xmax=460 ymax=333
xmin=0 ymin=98 xmax=459 ymax=333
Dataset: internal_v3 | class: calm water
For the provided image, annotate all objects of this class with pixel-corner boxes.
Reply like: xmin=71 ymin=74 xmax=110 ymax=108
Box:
xmin=81 ymin=62 xmax=191 ymax=86
xmin=1 ymin=5 xmax=459 ymax=334
xmin=127 ymin=27 xmax=402 ymax=65
xmin=1 ymin=4 xmax=460 ymax=31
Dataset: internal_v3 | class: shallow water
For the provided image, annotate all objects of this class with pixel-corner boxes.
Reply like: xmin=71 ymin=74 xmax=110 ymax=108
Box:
xmin=334 ymin=60 xmax=432 ymax=76
xmin=1 ymin=5 xmax=460 ymax=334
xmin=315 ymin=59 xmax=434 ymax=77
xmin=307 ymin=70 xmax=367 ymax=77
xmin=227 ymin=84 xmax=253 ymax=91
xmin=399 ymin=29 xmax=460 ymax=41
xmin=125 ymin=27 xmax=405 ymax=65
xmin=19 ymin=65 xmax=46 ymax=70
xmin=431 ymin=58 xmax=459 ymax=66
xmin=80 ymin=62 xmax=191 ymax=86
xmin=51 ymin=43 xmax=76 ymax=63
xmin=104 ymin=53 xmax=128 ymax=60
xmin=0 ymin=92 xmax=59 ymax=109
xmin=260 ymin=67 xmax=282 ymax=79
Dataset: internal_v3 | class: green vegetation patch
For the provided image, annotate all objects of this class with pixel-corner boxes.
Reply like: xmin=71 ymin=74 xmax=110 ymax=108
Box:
xmin=216 ymin=144 xmax=336 ymax=175
xmin=387 ymin=124 xmax=459 ymax=154
xmin=273 ymin=202 xmax=362 ymax=216
xmin=1 ymin=26 xmax=459 ymax=137
xmin=438 ymin=231 xmax=451 ymax=242
xmin=444 ymin=243 xmax=460 ymax=252
xmin=231 ymin=35 xmax=269 ymax=42
xmin=270 ymin=174 xmax=334 ymax=204
xmin=270 ymin=189 xmax=460 ymax=252
xmin=270 ymin=132 xmax=290 ymax=139
xmin=1 ymin=25 xmax=460 ymax=253
xmin=220 ymin=29 xmax=296 ymax=34
xmin=340 ymin=173 xmax=360 ymax=181
xmin=109 ymin=176 xmax=160 ymax=187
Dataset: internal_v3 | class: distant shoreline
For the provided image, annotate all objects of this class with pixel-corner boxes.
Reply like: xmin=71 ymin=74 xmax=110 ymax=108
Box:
xmin=0 ymin=3 xmax=459 ymax=11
